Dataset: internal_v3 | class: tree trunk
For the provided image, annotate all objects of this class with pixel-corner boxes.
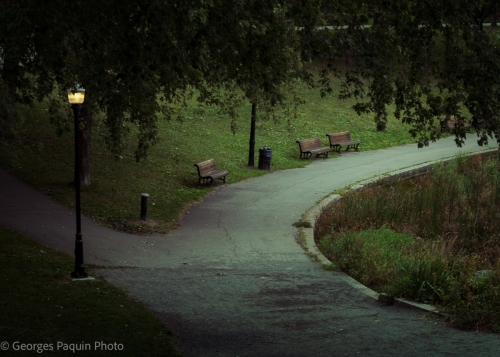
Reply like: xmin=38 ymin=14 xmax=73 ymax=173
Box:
xmin=376 ymin=121 xmax=387 ymax=132
xmin=1 ymin=51 xmax=20 ymax=138
xmin=345 ymin=48 xmax=354 ymax=69
xmin=345 ymin=23 xmax=355 ymax=69
xmin=492 ymin=13 xmax=497 ymax=27
xmin=76 ymin=92 xmax=92 ymax=186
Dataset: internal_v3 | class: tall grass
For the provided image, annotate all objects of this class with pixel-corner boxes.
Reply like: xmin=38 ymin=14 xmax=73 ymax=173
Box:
xmin=316 ymin=153 xmax=500 ymax=331
xmin=319 ymin=228 xmax=413 ymax=289
xmin=317 ymin=154 xmax=500 ymax=254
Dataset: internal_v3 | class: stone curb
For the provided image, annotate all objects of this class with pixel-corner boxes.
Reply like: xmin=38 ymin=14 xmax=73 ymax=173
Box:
xmin=299 ymin=149 xmax=498 ymax=314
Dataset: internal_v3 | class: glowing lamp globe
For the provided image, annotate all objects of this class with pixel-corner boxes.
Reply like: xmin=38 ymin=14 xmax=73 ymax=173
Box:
xmin=67 ymin=87 xmax=85 ymax=104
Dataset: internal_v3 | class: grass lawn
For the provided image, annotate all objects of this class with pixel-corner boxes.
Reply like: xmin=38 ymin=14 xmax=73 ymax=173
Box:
xmin=0 ymin=226 xmax=180 ymax=356
xmin=0 ymin=76 xmax=417 ymax=235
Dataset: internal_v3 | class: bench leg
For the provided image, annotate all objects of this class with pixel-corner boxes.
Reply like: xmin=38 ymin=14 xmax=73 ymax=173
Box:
xmin=200 ymin=177 xmax=213 ymax=185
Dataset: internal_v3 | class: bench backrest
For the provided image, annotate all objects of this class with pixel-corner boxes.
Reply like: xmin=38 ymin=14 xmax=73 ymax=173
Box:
xmin=297 ymin=137 xmax=322 ymax=151
xmin=439 ymin=115 xmax=461 ymax=123
xmin=327 ymin=131 xmax=351 ymax=144
xmin=440 ymin=116 xmax=470 ymax=130
xmin=194 ymin=159 xmax=217 ymax=175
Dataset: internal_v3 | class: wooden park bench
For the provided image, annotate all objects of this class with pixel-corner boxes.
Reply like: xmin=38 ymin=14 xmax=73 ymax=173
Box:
xmin=326 ymin=131 xmax=360 ymax=154
xmin=194 ymin=159 xmax=229 ymax=185
xmin=439 ymin=116 xmax=471 ymax=133
xmin=296 ymin=137 xmax=331 ymax=159
xmin=485 ymin=14 xmax=499 ymax=26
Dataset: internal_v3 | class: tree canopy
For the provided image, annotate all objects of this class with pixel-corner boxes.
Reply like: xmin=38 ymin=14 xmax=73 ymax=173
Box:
xmin=316 ymin=0 xmax=500 ymax=147
xmin=1 ymin=0 xmax=317 ymax=159
xmin=2 ymin=0 xmax=500 ymax=160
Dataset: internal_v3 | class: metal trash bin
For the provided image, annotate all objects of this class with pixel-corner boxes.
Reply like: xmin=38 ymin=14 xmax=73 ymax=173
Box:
xmin=258 ymin=146 xmax=272 ymax=170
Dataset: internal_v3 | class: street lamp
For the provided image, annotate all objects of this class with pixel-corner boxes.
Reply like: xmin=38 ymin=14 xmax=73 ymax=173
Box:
xmin=68 ymin=86 xmax=89 ymax=279
xmin=247 ymin=102 xmax=257 ymax=167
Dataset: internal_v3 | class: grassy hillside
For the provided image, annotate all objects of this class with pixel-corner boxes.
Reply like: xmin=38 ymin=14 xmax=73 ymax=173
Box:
xmin=0 ymin=78 xmax=416 ymax=234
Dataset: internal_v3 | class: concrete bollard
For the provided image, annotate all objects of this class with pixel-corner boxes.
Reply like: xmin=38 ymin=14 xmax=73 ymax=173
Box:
xmin=141 ymin=193 xmax=149 ymax=221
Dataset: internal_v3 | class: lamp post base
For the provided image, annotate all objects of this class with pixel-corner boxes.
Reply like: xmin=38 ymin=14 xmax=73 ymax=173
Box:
xmin=71 ymin=271 xmax=89 ymax=279
xmin=71 ymin=275 xmax=95 ymax=282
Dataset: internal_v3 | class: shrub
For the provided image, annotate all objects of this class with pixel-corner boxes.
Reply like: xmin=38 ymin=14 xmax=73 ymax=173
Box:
xmin=442 ymin=264 xmax=500 ymax=332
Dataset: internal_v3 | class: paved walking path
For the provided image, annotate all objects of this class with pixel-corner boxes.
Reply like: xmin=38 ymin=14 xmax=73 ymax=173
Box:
xmin=2 ymin=137 xmax=500 ymax=356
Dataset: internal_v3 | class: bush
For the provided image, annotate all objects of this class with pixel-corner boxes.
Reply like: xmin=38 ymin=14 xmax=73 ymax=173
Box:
xmin=442 ymin=265 xmax=500 ymax=332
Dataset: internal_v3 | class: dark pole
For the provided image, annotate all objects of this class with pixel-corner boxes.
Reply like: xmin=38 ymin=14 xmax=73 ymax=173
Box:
xmin=71 ymin=104 xmax=88 ymax=279
xmin=247 ymin=102 xmax=257 ymax=167
xmin=141 ymin=193 xmax=149 ymax=221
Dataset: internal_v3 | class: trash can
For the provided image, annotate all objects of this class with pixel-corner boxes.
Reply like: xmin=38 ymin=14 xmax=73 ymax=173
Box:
xmin=258 ymin=146 xmax=272 ymax=170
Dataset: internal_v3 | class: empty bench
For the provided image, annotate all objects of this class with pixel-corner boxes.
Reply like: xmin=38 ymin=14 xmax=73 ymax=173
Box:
xmin=326 ymin=132 xmax=360 ymax=154
xmin=439 ymin=116 xmax=471 ymax=133
xmin=194 ymin=159 xmax=229 ymax=185
xmin=296 ymin=137 xmax=331 ymax=159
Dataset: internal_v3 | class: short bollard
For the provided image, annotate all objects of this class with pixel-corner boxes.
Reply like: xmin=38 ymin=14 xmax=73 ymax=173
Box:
xmin=141 ymin=193 xmax=149 ymax=221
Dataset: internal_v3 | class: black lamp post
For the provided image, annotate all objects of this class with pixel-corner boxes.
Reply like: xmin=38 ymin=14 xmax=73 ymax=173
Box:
xmin=68 ymin=87 xmax=89 ymax=279
xmin=247 ymin=102 xmax=257 ymax=167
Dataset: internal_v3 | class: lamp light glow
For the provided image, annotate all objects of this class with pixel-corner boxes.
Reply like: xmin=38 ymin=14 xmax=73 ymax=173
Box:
xmin=67 ymin=87 xmax=85 ymax=104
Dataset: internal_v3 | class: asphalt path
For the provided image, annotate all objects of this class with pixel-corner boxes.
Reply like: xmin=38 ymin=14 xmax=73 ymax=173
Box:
xmin=1 ymin=137 xmax=500 ymax=356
